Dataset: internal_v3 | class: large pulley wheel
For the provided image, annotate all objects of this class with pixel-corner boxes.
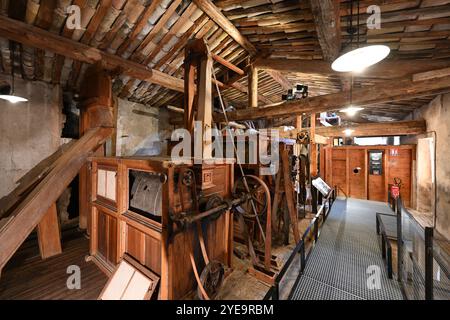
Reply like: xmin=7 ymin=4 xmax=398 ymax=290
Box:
xmin=197 ymin=261 xmax=225 ymax=300
xmin=232 ymin=175 xmax=270 ymax=219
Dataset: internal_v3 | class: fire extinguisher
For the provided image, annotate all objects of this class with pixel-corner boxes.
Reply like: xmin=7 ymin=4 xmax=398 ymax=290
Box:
xmin=391 ymin=177 xmax=402 ymax=199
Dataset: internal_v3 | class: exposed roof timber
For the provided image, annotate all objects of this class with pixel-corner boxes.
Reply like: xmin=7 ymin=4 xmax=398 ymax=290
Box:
xmin=264 ymin=69 xmax=292 ymax=91
xmin=214 ymin=70 xmax=450 ymax=122
xmin=309 ymin=0 xmax=341 ymax=61
xmin=279 ymin=120 xmax=426 ymax=138
xmin=193 ymin=0 xmax=257 ymax=55
xmin=0 ymin=15 xmax=185 ymax=92
xmin=254 ymin=58 xmax=450 ymax=79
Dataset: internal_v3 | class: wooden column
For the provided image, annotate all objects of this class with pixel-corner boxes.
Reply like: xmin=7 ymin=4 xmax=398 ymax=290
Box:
xmin=248 ymin=64 xmax=258 ymax=108
xmin=79 ymin=64 xmax=114 ymax=231
xmin=37 ymin=203 xmax=62 ymax=259
xmin=184 ymin=54 xmax=197 ymax=135
xmin=310 ymin=113 xmax=318 ymax=177
xmin=197 ymin=53 xmax=213 ymax=160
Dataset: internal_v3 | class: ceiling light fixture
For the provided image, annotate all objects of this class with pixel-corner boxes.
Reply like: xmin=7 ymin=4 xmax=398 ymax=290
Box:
xmin=0 ymin=42 xmax=28 ymax=104
xmin=343 ymin=129 xmax=354 ymax=137
xmin=331 ymin=45 xmax=390 ymax=73
xmin=340 ymin=106 xmax=364 ymax=117
xmin=332 ymin=0 xmax=390 ymax=73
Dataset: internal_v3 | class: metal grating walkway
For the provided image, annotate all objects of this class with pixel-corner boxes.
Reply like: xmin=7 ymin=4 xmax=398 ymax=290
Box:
xmin=291 ymin=198 xmax=404 ymax=300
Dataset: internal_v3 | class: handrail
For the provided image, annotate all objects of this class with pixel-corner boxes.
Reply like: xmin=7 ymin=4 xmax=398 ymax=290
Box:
xmin=376 ymin=212 xmax=394 ymax=279
xmin=387 ymin=192 xmax=450 ymax=300
xmin=264 ymin=186 xmax=337 ymax=300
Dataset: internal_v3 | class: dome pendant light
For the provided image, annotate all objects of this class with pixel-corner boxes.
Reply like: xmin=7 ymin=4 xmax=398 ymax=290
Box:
xmin=0 ymin=43 xmax=28 ymax=104
xmin=332 ymin=45 xmax=390 ymax=73
xmin=0 ymin=72 xmax=28 ymax=103
xmin=332 ymin=0 xmax=390 ymax=73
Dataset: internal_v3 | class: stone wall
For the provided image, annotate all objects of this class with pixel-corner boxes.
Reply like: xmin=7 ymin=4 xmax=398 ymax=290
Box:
xmin=0 ymin=77 xmax=64 ymax=199
xmin=116 ymin=98 xmax=173 ymax=156
xmin=410 ymin=94 xmax=450 ymax=240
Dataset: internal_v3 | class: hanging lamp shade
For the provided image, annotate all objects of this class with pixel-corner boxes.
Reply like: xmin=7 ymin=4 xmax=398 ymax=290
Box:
xmin=340 ymin=106 xmax=364 ymax=117
xmin=0 ymin=94 xmax=28 ymax=103
xmin=331 ymin=45 xmax=391 ymax=73
xmin=0 ymin=79 xmax=28 ymax=103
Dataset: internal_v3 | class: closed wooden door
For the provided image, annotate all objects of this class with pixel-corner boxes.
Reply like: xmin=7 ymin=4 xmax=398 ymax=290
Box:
xmin=348 ymin=149 xmax=366 ymax=199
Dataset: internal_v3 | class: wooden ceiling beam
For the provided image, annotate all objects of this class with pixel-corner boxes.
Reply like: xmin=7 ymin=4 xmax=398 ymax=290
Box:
xmin=309 ymin=0 xmax=341 ymax=61
xmin=193 ymin=0 xmax=257 ymax=55
xmin=0 ymin=15 xmax=184 ymax=92
xmin=264 ymin=69 xmax=292 ymax=91
xmin=254 ymin=58 xmax=450 ymax=79
xmin=279 ymin=120 xmax=426 ymax=138
xmin=214 ymin=71 xmax=450 ymax=121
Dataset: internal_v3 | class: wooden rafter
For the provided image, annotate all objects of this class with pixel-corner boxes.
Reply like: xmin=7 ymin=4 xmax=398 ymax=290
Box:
xmin=0 ymin=15 xmax=185 ymax=92
xmin=193 ymin=0 xmax=257 ymax=55
xmin=309 ymin=0 xmax=341 ymax=61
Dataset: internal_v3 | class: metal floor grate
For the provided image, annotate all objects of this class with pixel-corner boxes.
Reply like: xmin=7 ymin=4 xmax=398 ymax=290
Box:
xmin=291 ymin=198 xmax=404 ymax=300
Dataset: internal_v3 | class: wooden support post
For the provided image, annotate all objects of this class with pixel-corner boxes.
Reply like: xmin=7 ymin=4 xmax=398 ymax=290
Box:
xmin=79 ymin=64 xmax=113 ymax=231
xmin=197 ymin=53 xmax=213 ymax=160
xmin=37 ymin=203 xmax=62 ymax=259
xmin=184 ymin=55 xmax=197 ymax=135
xmin=310 ymin=113 xmax=318 ymax=177
xmin=296 ymin=116 xmax=302 ymax=130
xmin=281 ymin=145 xmax=300 ymax=243
xmin=248 ymin=64 xmax=258 ymax=108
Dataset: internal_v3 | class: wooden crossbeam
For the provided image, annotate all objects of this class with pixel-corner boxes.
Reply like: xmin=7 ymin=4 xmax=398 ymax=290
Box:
xmin=254 ymin=58 xmax=450 ymax=79
xmin=214 ymin=71 xmax=450 ymax=121
xmin=278 ymin=120 xmax=426 ymax=138
xmin=309 ymin=0 xmax=341 ymax=61
xmin=0 ymin=15 xmax=184 ymax=92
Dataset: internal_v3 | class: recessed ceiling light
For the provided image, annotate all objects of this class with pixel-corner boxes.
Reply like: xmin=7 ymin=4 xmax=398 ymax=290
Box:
xmin=332 ymin=45 xmax=391 ymax=73
xmin=340 ymin=106 xmax=364 ymax=117
xmin=343 ymin=129 xmax=355 ymax=137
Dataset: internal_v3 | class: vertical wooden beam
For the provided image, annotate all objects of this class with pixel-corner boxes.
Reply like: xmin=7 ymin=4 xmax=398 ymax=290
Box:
xmin=248 ymin=64 xmax=258 ymax=108
xmin=37 ymin=203 xmax=62 ymax=259
xmin=79 ymin=64 xmax=113 ymax=231
xmin=184 ymin=56 xmax=197 ymax=135
xmin=197 ymin=53 xmax=214 ymax=160
xmin=310 ymin=113 xmax=318 ymax=177
xmin=296 ymin=116 xmax=302 ymax=130
xmin=281 ymin=145 xmax=300 ymax=244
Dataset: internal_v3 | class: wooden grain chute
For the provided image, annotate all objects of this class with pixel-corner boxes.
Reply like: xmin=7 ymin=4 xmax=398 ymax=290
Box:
xmin=0 ymin=126 xmax=113 ymax=271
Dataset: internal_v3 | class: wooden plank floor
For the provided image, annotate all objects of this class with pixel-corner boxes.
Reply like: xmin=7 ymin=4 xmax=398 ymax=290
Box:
xmin=0 ymin=229 xmax=107 ymax=300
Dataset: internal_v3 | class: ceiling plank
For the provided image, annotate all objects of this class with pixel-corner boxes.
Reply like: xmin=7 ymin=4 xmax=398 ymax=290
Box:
xmin=0 ymin=15 xmax=184 ymax=92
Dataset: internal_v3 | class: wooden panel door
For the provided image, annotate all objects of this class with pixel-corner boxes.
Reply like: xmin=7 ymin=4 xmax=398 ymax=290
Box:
xmin=331 ymin=149 xmax=347 ymax=197
xmin=348 ymin=149 xmax=366 ymax=199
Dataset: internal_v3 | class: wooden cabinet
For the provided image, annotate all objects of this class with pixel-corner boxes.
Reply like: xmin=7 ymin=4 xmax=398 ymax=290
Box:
xmin=89 ymin=156 xmax=234 ymax=299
